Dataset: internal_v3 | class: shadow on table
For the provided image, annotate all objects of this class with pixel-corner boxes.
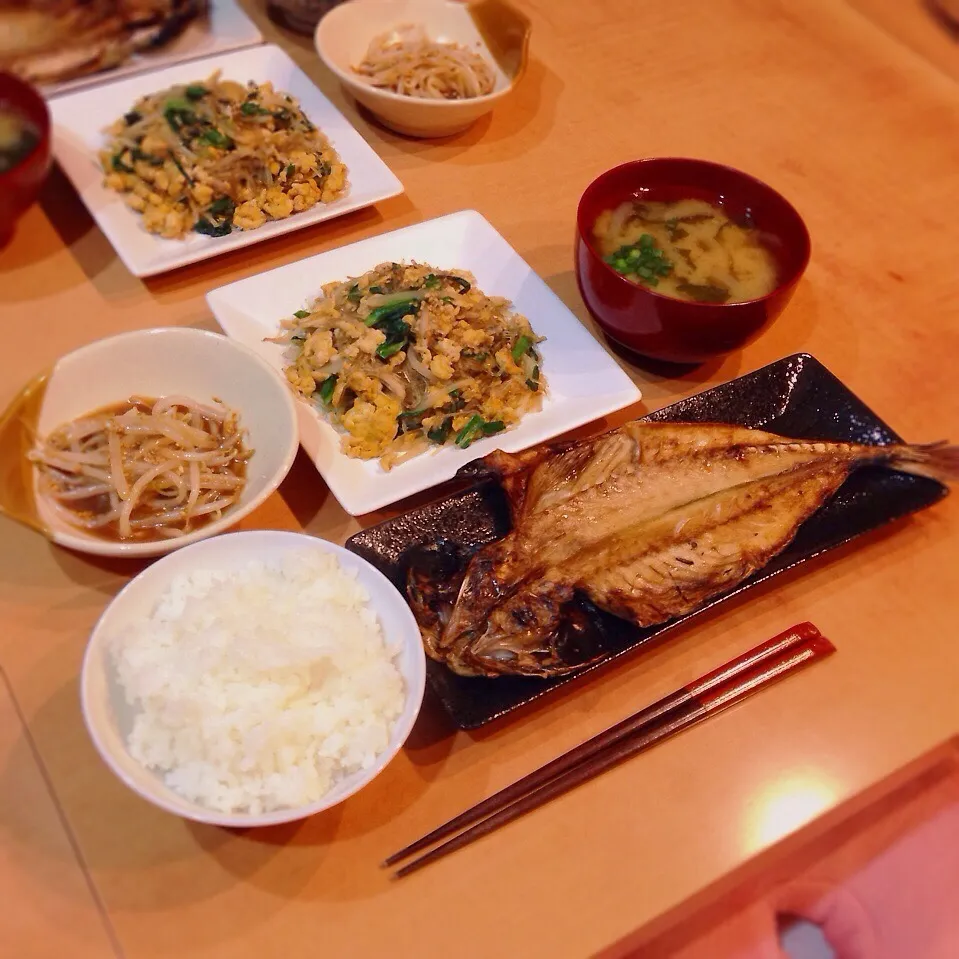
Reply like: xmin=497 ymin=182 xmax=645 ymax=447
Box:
xmin=49 ymin=541 xmax=152 ymax=594
xmin=538 ymin=261 xmax=823 ymax=403
xmin=272 ymin=447 xmax=332 ymax=532
xmin=367 ymin=54 xmax=563 ymax=163
xmin=925 ymin=0 xmax=959 ymax=36
xmin=0 ymin=638 xmax=453 ymax=915
xmin=38 ymin=166 xmax=118 ymax=279
xmin=0 ymin=166 xmax=126 ymax=302
xmin=21 ymin=164 xmax=418 ymax=302
xmin=0 ymin=663 xmax=340 ymax=916
xmin=542 ymin=264 xmax=732 ymax=386
xmin=141 ymin=198 xmax=416 ymax=305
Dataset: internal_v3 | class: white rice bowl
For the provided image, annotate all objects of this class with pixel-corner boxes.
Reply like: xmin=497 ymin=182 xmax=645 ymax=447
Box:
xmin=81 ymin=531 xmax=426 ymax=827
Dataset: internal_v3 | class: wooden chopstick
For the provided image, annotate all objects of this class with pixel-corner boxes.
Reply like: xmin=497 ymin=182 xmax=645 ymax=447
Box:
xmin=387 ymin=624 xmax=834 ymax=878
xmin=385 ymin=622 xmax=822 ymax=868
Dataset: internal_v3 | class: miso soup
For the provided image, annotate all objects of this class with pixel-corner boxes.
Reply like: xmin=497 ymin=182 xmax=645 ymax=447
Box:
xmin=0 ymin=106 xmax=40 ymax=174
xmin=593 ymin=198 xmax=778 ymax=304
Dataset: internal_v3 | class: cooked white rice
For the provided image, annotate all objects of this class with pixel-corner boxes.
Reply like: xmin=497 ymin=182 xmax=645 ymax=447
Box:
xmin=111 ymin=549 xmax=406 ymax=815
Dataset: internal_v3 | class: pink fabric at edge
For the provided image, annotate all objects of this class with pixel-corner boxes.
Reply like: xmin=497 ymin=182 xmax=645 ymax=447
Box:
xmin=663 ymin=757 xmax=959 ymax=959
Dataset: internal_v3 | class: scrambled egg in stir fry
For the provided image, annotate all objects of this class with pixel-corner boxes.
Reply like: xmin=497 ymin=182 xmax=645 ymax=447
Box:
xmin=99 ymin=72 xmax=348 ymax=239
xmin=272 ymin=262 xmax=547 ymax=470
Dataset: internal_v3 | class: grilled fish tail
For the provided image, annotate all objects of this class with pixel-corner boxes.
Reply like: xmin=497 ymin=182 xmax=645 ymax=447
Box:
xmin=887 ymin=442 xmax=959 ymax=482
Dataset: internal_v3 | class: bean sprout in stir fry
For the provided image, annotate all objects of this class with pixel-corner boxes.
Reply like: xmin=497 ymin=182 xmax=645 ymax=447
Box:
xmin=100 ymin=71 xmax=348 ymax=239
xmin=29 ymin=396 xmax=251 ymax=541
xmin=352 ymin=24 xmax=496 ymax=100
xmin=272 ymin=262 xmax=546 ymax=470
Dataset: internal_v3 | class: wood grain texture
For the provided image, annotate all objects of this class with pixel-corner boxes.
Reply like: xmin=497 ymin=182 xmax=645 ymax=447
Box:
xmin=0 ymin=1 xmax=958 ymax=956
xmin=0 ymin=671 xmax=121 ymax=959
xmin=846 ymin=0 xmax=959 ymax=82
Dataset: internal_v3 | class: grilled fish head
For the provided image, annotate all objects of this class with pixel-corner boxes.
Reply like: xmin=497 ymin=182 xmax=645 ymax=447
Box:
xmin=406 ymin=538 xmax=614 ymax=677
xmin=405 ymin=538 xmax=469 ymax=662
xmin=454 ymin=583 xmax=616 ymax=678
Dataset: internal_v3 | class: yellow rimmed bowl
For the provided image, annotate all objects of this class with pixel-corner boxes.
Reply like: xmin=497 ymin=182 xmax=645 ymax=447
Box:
xmin=0 ymin=327 xmax=299 ymax=559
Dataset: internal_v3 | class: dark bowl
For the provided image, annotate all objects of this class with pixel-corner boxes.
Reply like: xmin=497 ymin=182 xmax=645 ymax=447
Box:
xmin=0 ymin=72 xmax=52 ymax=245
xmin=575 ymin=157 xmax=811 ymax=364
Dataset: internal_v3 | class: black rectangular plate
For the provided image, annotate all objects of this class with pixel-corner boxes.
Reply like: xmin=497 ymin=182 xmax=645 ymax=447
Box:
xmin=345 ymin=354 xmax=947 ymax=729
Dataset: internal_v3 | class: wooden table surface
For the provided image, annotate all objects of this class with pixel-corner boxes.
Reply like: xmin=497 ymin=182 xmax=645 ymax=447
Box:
xmin=2 ymin=1 xmax=958 ymax=957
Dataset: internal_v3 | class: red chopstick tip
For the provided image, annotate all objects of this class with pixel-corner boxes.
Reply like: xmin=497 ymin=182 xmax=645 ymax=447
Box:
xmin=807 ymin=634 xmax=836 ymax=656
xmin=787 ymin=622 xmax=821 ymax=642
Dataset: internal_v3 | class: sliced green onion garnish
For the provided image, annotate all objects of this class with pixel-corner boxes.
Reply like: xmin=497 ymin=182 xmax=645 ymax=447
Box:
xmin=364 ymin=297 xmax=420 ymax=327
xmin=427 ymin=417 xmax=453 ymax=445
xmin=511 ymin=335 xmax=532 ymax=363
xmin=318 ymin=374 xmax=337 ymax=405
xmin=376 ymin=341 xmax=406 ymax=359
xmin=199 ymin=128 xmax=233 ymax=149
xmin=454 ymin=415 xmax=485 ymax=448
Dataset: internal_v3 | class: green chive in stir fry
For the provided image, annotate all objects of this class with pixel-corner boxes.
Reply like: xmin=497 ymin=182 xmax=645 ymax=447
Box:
xmin=271 ymin=262 xmax=546 ymax=470
xmin=100 ymin=71 xmax=348 ymax=239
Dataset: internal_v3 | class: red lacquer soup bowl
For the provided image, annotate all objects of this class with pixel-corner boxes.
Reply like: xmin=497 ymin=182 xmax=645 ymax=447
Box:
xmin=0 ymin=72 xmax=52 ymax=244
xmin=575 ymin=158 xmax=811 ymax=364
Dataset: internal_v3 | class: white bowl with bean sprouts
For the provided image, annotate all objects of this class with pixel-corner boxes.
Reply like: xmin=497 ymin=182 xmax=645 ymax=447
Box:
xmin=27 ymin=327 xmax=298 ymax=558
xmin=315 ymin=0 xmax=531 ymax=138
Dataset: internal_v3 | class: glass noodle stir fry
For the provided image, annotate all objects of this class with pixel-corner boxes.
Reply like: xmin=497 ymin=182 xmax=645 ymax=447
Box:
xmin=99 ymin=72 xmax=348 ymax=239
xmin=273 ymin=263 xmax=546 ymax=470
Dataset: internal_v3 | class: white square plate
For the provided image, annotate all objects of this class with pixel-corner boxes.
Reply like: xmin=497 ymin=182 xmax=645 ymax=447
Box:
xmin=44 ymin=0 xmax=263 ymax=98
xmin=207 ymin=210 xmax=642 ymax=516
xmin=50 ymin=44 xmax=404 ymax=278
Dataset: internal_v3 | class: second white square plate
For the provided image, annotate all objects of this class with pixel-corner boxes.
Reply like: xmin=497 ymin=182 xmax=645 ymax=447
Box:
xmin=207 ymin=210 xmax=642 ymax=516
xmin=50 ymin=44 xmax=403 ymax=278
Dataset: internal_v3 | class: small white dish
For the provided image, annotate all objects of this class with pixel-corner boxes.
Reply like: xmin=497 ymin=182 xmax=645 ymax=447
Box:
xmin=49 ymin=43 xmax=404 ymax=278
xmin=316 ymin=0 xmax=530 ymax=138
xmin=81 ymin=530 xmax=427 ymax=827
xmin=16 ymin=327 xmax=298 ymax=559
xmin=44 ymin=0 xmax=264 ymax=99
xmin=207 ymin=209 xmax=642 ymax=516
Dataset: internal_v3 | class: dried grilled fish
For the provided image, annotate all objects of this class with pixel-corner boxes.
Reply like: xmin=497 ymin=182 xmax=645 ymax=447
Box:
xmin=0 ymin=0 xmax=207 ymax=85
xmin=408 ymin=422 xmax=957 ymax=678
